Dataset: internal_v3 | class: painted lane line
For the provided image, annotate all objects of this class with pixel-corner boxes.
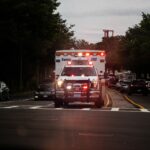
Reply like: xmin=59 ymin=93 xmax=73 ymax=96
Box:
xmin=82 ymin=108 xmax=91 ymax=111
xmin=124 ymin=95 xmax=145 ymax=109
xmin=140 ymin=109 xmax=149 ymax=112
xmin=29 ymin=106 xmax=42 ymax=109
xmin=111 ymin=108 xmax=119 ymax=111
xmin=3 ymin=105 xmax=19 ymax=109
xmin=55 ymin=108 xmax=63 ymax=110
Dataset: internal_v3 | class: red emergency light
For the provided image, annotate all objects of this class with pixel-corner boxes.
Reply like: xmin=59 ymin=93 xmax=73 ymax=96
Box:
xmin=78 ymin=53 xmax=83 ymax=56
xmin=82 ymin=85 xmax=88 ymax=90
xmin=85 ymin=53 xmax=90 ymax=56
xmin=100 ymin=52 xmax=105 ymax=56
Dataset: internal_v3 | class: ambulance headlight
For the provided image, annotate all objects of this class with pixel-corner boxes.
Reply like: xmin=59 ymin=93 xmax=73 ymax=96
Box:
xmin=91 ymin=80 xmax=98 ymax=88
xmin=57 ymin=80 xmax=63 ymax=87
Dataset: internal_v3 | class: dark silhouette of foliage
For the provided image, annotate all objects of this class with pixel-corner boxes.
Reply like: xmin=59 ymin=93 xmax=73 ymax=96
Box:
xmin=0 ymin=0 xmax=74 ymax=91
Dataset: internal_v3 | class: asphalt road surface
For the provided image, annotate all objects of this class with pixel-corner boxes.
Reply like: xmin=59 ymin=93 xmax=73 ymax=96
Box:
xmin=0 ymin=88 xmax=150 ymax=150
xmin=0 ymin=108 xmax=150 ymax=150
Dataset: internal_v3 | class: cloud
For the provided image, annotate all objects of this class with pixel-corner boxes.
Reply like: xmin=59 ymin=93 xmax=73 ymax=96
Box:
xmin=58 ymin=0 xmax=150 ymax=42
xmin=61 ymin=8 xmax=150 ymax=19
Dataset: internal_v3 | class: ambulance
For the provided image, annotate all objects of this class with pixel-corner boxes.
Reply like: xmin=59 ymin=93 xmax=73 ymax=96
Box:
xmin=54 ymin=49 xmax=105 ymax=108
xmin=55 ymin=49 xmax=106 ymax=78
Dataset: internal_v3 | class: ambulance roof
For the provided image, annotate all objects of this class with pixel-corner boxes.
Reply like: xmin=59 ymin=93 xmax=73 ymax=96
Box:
xmin=56 ymin=49 xmax=105 ymax=53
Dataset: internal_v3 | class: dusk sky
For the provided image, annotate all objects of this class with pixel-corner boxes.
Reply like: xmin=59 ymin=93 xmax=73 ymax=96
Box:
xmin=58 ymin=0 xmax=150 ymax=43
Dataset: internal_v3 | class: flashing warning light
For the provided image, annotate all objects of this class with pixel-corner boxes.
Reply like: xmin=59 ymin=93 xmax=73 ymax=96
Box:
xmin=89 ymin=61 xmax=93 ymax=65
xmin=86 ymin=53 xmax=90 ymax=56
xmin=82 ymin=85 xmax=88 ymax=90
xmin=67 ymin=61 xmax=72 ymax=65
xmin=66 ymin=85 xmax=72 ymax=90
xmin=100 ymin=52 xmax=105 ymax=56
xmin=71 ymin=74 xmax=74 ymax=77
xmin=78 ymin=53 xmax=83 ymax=56
xmin=81 ymin=74 xmax=85 ymax=77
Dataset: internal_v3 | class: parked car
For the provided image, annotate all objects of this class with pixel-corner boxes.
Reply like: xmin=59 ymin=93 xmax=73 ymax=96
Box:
xmin=34 ymin=82 xmax=55 ymax=100
xmin=116 ymin=80 xmax=131 ymax=93
xmin=0 ymin=81 xmax=9 ymax=100
xmin=107 ymin=75 xmax=118 ymax=88
xmin=127 ymin=79 xmax=148 ymax=96
xmin=145 ymin=79 xmax=150 ymax=92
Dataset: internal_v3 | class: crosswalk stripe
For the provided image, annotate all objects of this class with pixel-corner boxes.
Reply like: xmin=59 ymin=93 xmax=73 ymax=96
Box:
xmin=3 ymin=105 xmax=19 ymax=109
xmin=140 ymin=109 xmax=149 ymax=112
xmin=111 ymin=108 xmax=119 ymax=111
xmin=29 ymin=106 xmax=42 ymax=109
xmin=82 ymin=108 xmax=91 ymax=111
xmin=0 ymin=105 xmax=150 ymax=113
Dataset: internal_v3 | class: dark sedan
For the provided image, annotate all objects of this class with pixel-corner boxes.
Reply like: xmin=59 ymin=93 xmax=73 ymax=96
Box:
xmin=34 ymin=83 xmax=55 ymax=100
xmin=127 ymin=79 xmax=148 ymax=96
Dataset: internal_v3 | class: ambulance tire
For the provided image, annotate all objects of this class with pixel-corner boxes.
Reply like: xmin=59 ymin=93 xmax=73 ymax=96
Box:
xmin=95 ymin=99 xmax=104 ymax=108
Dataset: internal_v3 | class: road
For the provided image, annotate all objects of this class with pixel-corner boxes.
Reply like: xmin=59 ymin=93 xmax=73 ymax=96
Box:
xmin=0 ymin=107 xmax=150 ymax=150
xmin=0 ymin=87 xmax=150 ymax=150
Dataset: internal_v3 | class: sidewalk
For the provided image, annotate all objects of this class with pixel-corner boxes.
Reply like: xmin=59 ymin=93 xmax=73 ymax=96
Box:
xmin=103 ymin=85 xmax=135 ymax=109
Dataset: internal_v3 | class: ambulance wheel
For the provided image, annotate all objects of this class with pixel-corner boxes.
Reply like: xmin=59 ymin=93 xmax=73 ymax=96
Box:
xmin=95 ymin=99 xmax=104 ymax=108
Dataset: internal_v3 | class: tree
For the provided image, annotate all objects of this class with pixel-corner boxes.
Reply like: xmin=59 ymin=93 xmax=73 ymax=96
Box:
xmin=94 ymin=36 xmax=124 ymax=73
xmin=0 ymin=0 xmax=74 ymax=91
xmin=123 ymin=13 xmax=150 ymax=76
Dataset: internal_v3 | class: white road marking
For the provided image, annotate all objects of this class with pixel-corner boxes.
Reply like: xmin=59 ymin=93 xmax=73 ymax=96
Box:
xmin=3 ymin=105 xmax=19 ymax=109
xmin=29 ymin=106 xmax=42 ymax=109
xmin=82 ymin=108 xmax=91 ymax=111
xmin=140 ymin=109 xmax=149 ymax=112
xmin=55 ymin=108 xmax=63 ymax=110
xmin=111 ymin=108 xmax=119 ymax=111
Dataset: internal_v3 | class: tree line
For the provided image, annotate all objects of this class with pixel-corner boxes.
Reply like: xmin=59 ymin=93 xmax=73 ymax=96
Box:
xmin=0 ymin=0 xmax=149 ymax=93
xmin=94 ymin=13 xmax=150 ymax=78
xmin=0 ymin=0 xmax=74 ymax=92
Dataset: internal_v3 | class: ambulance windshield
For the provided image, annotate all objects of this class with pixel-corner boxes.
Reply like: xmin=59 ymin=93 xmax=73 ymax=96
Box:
xmin=61 ymin=67 xmax=96 ymax=76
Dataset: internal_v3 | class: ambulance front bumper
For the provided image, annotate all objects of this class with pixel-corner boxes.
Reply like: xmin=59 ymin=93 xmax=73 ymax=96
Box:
xmin=56 ymin=90 xmax=100 ymax=102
